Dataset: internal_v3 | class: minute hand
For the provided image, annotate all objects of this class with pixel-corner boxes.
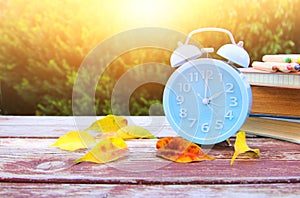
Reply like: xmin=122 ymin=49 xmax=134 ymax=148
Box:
xmin=204 ymin=75 xmax=209 ymax=99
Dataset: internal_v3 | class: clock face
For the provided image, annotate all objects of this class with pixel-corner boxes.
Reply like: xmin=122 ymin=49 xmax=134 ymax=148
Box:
xmin=163 ymin=58 xmax=252 ymax=145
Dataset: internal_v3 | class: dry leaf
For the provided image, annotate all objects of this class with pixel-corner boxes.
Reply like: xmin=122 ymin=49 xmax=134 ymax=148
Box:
xmin=230 ymin=131 xmax=260 ymax=165
xmin=51 ymin=131 xmax=96 ymax=151
xmin=85 ymin=115 xmax=127 ymax=132
xmin=74 ymin=137 xmax=129 ymax=164
xmin=117 ymin=126 xmax=155 ymax=140
xmin=156 ymin=137 xmax=215 ymax=163
xmin=96 ymin=132 xmax=118 ymax=139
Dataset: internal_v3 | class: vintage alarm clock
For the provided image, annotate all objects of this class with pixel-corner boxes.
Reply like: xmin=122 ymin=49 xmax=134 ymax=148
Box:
xmin=163 ymin=27 xmax=252 ymax=145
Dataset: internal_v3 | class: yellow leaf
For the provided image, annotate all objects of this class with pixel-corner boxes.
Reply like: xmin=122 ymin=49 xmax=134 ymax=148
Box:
xmin=96 ymin=132 xmax=118 ymax=139
xmin=74 ymin=137 xmax=129 ymax=164
xmin=156 ymin=137 xmax=215 ymax=163
xmin=85 ymin=115 xmax=127 ymax=132
xmin=51 ymin=131 xmax=96 ymax=151
xmin=117 ymin=126 xmax=155 ymax=140
xmin=230 ymin=131 xmax=260 ymax=165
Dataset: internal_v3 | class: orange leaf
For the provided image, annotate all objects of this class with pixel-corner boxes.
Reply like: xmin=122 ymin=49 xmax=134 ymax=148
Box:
xmin=156 ymin=137 xmax=215 ymax=163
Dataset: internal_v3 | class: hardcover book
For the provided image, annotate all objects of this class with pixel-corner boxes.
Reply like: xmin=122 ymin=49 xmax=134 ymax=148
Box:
xmin=241 ymin=117 xmax=300 ymax=144
xmin=239 ymin=67 xmax=300 ymax=117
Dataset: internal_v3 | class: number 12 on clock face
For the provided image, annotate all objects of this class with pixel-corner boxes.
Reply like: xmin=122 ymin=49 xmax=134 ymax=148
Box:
xmin=163 ymin=59 xmax=251 ymax=145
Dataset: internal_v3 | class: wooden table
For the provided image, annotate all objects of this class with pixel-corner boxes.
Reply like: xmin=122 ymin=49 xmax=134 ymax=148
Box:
xmin=0 ymin=116 xmax=299 ymax=197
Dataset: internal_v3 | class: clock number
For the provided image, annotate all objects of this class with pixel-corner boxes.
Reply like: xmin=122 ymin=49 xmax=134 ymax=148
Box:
xmin=219 ymin=73 xmax=223 ymax=82
xmin=189 ymin=72 xmax=199 ymax=82
xmin=179 ymin=108 xmax=187 ymax=118
xmin=225 ymin=110 xmax=234 ymax=120
xmin=178 ymin=83 xmax=191 ymax=92
xmin=200 ymin=70 xmax=213 ymax=80
xmin=201 ymin=123 xmax=210 ymax=133
xmin=215 ymin=120 xmax=224 ymax=130
xmin=176 ymin=95 xmax=184 ymax=105
xmin=229 ymin=97 xmax=238 ymax=107
xmin=188 ymin=118 xmax=197 ymax=127
xmin=225 ymin=83 xmax=234 ymax=93
xmin=201 ymin=120 xmax=224 ymax=133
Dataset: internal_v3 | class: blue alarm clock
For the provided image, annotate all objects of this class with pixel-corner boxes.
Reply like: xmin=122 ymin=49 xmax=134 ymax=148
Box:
xmin=163 ymin=28 xmax=252 ymax=145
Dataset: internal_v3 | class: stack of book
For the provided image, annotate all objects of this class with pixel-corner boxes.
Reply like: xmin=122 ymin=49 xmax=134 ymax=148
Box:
xmin=239 ymin=54 xmax=300 ymax=144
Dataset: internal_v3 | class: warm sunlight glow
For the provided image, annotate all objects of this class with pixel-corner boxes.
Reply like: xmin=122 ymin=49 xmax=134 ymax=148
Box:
xmin=120 ymin=0 xmax=173 ymax=23
xmin=110 ymin=0 xmax=195 ymax=28
xmin=126 ymin=0 xmax=165 ymax=17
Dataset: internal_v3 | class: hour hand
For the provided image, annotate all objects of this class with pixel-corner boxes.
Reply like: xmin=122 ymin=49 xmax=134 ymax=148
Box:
xmin=200 ymin=91 xmax=224 ymax=105
xmin=208 ymin=90 xmax=224 ymax=101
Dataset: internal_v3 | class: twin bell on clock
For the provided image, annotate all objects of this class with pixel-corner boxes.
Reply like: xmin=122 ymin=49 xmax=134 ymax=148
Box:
xmin=163 ymin=27 xmax=252 ymax=145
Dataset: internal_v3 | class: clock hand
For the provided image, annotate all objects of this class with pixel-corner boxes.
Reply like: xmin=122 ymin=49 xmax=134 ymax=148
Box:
xmin=200 ymin=90 xmax=225 ymax=105
xmin=208 ymin=90 xmax=225 ymax=101
xmin=204 ymin=75 xmax=208 ymax=99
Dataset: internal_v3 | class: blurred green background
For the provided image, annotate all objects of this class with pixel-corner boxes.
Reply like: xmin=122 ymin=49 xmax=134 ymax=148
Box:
xmin=0 ymin=0 xmax=299 ymax=115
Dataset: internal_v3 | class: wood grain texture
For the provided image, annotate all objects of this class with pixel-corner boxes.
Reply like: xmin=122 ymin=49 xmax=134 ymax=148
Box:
xmin=0 ymin=183 xmax=299 ymax=198
xmin=0 ymin=116 xmax=176 ymax=138
xmin=0 ymin=138 xmax=299 ymax=185
xmin=0 ymin=116 xmax=299 ymax=197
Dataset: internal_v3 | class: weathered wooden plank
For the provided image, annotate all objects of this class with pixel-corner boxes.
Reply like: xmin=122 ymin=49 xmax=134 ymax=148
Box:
xmin=1 ymin=138 xmax=299 ymax=161
xmin=0 ymin=116 xmax=299 ymax=191
xmin=0 ymin=116 xmax=168 ymax=127
xmin=0 ymin=138 xmax=299 ymax=185
xmin=0 ymin=126 xmax=177 ymax=138
xmin=0 ymin=183 xmax=299 ymax=198
xmin=0 ymin=125 xmax=176 ymax=138
xmin=1 ymin=138 xmax=299 ymax=160
xmin=0 ymin=125 xmax=77 ymax=138
xmin=0 ymin=116 xmax=177 ymax=138
xmin=0 ymin=116 xmax=76 ymax=126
